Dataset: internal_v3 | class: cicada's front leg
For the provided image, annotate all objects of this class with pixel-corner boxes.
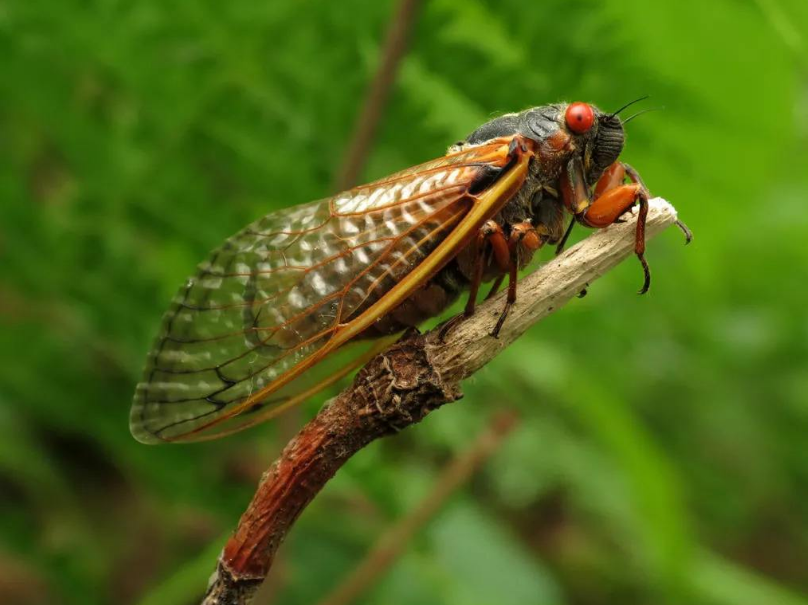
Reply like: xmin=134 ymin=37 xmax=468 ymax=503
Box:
xmin=563 ymin=159 xmax=693 ymax=293
xmin=561 ymin=159 xmax=658 ymax=294
xmin=610 ymin=164 xmax=693 ymax=247
xmin=581 ymin=162 xmax=652 ymax=292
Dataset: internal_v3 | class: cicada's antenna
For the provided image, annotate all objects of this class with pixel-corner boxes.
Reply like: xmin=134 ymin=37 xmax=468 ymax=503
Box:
xmin=608 ymin=95 xmax=650 ymax=119
xmin=622 ymin=106 xmax=665 ymax=124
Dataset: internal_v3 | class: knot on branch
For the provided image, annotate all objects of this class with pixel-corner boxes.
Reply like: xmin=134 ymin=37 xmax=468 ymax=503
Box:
xmin=351 ymin=331 xmax=463 ymax=434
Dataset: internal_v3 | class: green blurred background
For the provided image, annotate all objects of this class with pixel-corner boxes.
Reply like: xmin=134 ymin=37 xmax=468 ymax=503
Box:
xmin=2 ymin=1 xmax=808 ymax=604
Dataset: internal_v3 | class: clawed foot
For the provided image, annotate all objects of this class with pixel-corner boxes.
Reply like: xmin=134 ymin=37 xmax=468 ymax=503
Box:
xmin=675 ymin=219 xmax=693 ymax=244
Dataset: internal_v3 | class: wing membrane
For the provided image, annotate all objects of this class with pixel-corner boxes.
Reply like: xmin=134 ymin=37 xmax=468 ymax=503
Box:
xmin=131 ymin=139 xmax=531 ymax=443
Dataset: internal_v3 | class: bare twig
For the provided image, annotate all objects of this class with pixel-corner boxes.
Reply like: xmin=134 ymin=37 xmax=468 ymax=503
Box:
xmin=201 ymin=198 xmax=683 ymax=605
xmin=333 ymin=0 xmax=422 ymax=191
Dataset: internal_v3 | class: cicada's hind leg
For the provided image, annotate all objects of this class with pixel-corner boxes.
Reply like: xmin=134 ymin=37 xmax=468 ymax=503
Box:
xmin=438 ymin=220 xmax=509 ymax=341
xmin=490 ymin=221 xmax=542 ymax=338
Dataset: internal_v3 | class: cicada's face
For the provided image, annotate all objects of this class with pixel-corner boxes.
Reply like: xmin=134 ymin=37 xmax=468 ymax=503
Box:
xmin=463 ymin=102 xmax=626 ymax=186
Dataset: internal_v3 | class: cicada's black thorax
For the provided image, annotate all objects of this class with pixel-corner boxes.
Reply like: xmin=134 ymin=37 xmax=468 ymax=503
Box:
xmin=463 ymin=105 xmax=563 ymax=147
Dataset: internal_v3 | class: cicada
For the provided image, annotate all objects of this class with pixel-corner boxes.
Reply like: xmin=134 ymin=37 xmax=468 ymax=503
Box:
xmin=131 ymin=100 xmax=690 ymax=443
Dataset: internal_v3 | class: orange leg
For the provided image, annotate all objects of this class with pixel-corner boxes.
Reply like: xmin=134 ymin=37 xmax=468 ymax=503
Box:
xmin=621 ymin=163 xmax=693 ymax=245
xmin=561 ymin=159 xmax=691 ymax=295
xmin=582 ymin=180 xmax=651 ymax=293
xmin=561 ymin=158 xmax=652 ymax=293
xmin=465 ymin=220 xmax=509 ymax=317
xmin=594 ymin=161 xmax=627 ymax=199
xmin=491 ymin=221 xmax=542 ymax=338
xmin=592 ymin=162 xmax=692 ymax=238
xmin=438 ymin=220 xmax=508 ymax=341
xmin=582 ymin=182 xmax=645 ymax=228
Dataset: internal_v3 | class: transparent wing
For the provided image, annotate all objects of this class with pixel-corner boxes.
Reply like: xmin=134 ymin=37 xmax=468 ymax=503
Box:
xmin=131 ymin=140 xmax=529 ymax=443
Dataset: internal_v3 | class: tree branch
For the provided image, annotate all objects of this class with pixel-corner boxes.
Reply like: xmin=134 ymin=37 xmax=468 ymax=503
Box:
xmin=201 ymin=198 xmax=682 ymax=605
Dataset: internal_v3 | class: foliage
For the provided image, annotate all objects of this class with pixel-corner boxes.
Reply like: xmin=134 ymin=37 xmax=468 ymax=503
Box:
xmin=1 ymin=0 xmax=807 ymax=603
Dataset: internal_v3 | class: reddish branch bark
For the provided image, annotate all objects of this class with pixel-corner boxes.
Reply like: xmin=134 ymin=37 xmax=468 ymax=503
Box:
xmin=201 ymin=199 xmax=682 ymax=605
xmin=203 ymin=336 xmax=460 ymax=604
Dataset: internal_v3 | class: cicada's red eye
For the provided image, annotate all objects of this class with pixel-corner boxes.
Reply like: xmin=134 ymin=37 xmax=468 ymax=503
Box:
xmin=565 ymin=102 xmax=595 ymax=134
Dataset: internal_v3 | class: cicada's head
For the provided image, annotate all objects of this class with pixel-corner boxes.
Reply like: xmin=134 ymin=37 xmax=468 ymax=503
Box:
xmin=522 ymin=102 xmax=625 ymax=183
xmin=462 ymin=102 xmax=626 ymax=185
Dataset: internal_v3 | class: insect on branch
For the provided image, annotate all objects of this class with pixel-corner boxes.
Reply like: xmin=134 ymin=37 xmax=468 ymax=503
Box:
xmin=201 ymin=198 xmax=685 ymax=605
